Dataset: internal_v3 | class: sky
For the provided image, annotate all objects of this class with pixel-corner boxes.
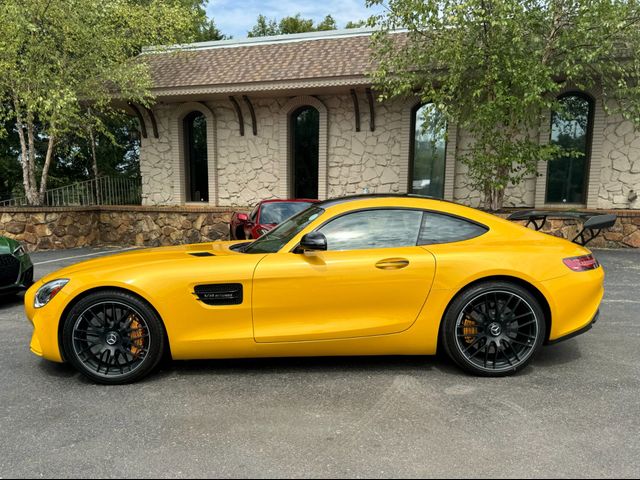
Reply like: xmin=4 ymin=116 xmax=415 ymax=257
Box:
xmin=207 ymin=0 xmax=385 ymax=39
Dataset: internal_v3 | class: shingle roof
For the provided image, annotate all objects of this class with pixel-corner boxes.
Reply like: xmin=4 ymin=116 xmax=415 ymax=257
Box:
xmin=142 ymin=29 xmax=387 ymax=93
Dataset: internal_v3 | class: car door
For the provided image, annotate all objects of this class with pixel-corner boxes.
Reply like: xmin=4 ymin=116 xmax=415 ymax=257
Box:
xmin=251 ymin=208 xmax=436 ymax=343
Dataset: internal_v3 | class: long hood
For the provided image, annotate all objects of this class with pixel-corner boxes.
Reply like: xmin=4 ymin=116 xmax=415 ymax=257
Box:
xmin=40 ymin=241 xmax=248 ymax=283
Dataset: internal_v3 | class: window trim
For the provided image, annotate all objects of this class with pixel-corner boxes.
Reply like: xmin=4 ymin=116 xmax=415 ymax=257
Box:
xmin=289 ymin=105 xmax=321 ymax=199
xmin=183 ymin=111 xmax=209 ymax=203
xmin=408 ymin=102 xmax=449 ymax=199
xmin=288 ymin=207 xmax=488 ymax=253
xmin=545 ymin=91 xmax=596 ymax=206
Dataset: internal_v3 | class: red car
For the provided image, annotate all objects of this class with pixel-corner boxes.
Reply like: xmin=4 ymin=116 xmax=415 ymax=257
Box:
xmin=230 ymin=199 xmax=318 ymax=240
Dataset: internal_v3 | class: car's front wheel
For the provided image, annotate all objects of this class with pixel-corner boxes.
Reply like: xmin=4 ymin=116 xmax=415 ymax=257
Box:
xmin=62 ymin=290 xmax=165 ymax=385
xmin=441 ymin=281 xmax=546 ymax=376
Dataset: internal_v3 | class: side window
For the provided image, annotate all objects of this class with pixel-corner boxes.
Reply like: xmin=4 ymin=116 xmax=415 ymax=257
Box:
xmin=249 ymin=205 xmax=259 ymax=222
xmin=418 ymin=213 xmax=487 ymax=245
xmin=319 ymin=209 xmax=423 ymax=251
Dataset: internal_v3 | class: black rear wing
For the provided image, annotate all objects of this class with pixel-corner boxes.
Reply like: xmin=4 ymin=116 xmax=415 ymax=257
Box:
xmin=507 ymin=210 xmax=617 ymax=246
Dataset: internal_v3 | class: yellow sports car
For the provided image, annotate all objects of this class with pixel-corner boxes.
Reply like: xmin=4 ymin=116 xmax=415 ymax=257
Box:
xmin=25 ymin=195 xmax=609 ymax=384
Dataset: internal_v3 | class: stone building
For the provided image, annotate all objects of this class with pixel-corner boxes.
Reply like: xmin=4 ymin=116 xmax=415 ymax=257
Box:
xmin=133 ymin=28 xmax=640 ymax=210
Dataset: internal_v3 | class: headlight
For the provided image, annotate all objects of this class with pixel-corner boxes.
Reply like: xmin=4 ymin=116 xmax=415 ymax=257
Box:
xmin=34 ymin=279 xmax=69 ymax=308
xmin=13 ymin=245 xmax=26 ymax=257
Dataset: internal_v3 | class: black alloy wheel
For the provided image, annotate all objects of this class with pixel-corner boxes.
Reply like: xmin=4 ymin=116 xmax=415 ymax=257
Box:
xmin=62 ymin=290 xmax=165 ymax=384
xmin=442 ymin=281 xmax=546 ymax=376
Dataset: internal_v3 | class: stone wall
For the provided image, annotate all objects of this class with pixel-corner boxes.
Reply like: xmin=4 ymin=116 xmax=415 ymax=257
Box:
xmin=0 ymin=206 xmax=234 ymax=252
xmin=598 ymin=101 xmax=640 ymax=209
xmin=139 ymin=92 xmax=639 ymax=210
xmin=1 ymin=206 xmax=638 ymax=251
xmin=505 ymin=210 xmax=640 ymax=248
xmin=324 ymin=95 xmax=403 ymax=197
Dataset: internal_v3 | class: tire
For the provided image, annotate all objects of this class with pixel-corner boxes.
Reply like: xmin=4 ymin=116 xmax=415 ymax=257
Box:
xmin=441 ymin=281 xmax=546 ymax=377
xmin=62 ymin=290 xmax=165 ymax=385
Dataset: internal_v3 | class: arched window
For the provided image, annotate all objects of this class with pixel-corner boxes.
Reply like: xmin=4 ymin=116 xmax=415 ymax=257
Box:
xmin=546 ymin=92 xmax=594 ymax=204
xmin=409 ymin=103 xmax=447 ymax=198
xmin=184 ymin=111 xmax=209 ymax=202
xmin=290 ymin=106 xmax=320 ymax=199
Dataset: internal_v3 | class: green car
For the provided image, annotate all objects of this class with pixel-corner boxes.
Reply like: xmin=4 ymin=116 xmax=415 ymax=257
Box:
xmin=0 ymin=236 xmax=34 ymax=296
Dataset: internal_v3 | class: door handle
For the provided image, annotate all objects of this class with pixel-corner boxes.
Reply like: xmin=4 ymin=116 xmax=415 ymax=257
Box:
xmin=375 ymin=258 xmax=410 ymax=270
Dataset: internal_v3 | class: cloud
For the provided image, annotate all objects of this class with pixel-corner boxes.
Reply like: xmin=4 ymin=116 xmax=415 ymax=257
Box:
xmin=207 ymin=0 xmax=383 ymax=38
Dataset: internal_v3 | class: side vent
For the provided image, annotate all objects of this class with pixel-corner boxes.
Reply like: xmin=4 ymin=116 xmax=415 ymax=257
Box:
xmin=190 ymin=252 xmax=215 ymax=257
xmin=194 ymin=284 xmax=243 ymax=306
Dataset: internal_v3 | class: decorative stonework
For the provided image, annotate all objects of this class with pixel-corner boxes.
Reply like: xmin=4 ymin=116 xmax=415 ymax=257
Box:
xmin=137 ymin=91 xmax=639 ymax=212
xmin=0 ymin=207 xmax=235 ymax=252
xmin=598 ymin=100 xmax=640 ymax=210
xmin=324 ymin=94 xmax=403 ymax=197
xmin=1 ymin=207 xmax=638 ymax=251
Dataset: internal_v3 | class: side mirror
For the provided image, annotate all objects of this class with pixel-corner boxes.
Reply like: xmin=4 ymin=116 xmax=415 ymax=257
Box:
xmin=299 ymin=232 xmax=327 ymax=253
xmin=237 ymin=213 xmax=249 ymax=222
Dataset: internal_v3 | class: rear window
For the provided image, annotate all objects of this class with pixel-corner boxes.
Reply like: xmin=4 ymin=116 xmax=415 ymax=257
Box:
xmin=418 ymin=212 xmax=487 ymax=245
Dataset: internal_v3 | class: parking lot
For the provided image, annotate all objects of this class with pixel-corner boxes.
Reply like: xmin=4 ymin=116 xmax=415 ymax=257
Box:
xmin=0 ymin=247 xmax=639 ymax=478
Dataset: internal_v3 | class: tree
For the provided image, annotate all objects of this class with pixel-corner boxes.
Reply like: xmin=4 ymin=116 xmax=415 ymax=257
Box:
xmin=0 ymin=122 xmax=22 ymax=202
xmin=346 ymin=20 xmax=369 ymax=28
xmin=248 ymin=14 xmax=280 ymax=37
xmin=369 ymin=0 xmax=640 ymax=210
xmin=0 ymin=0 xmax=195 ymax=205
xmin=248 ymin=13 xmax=340 ymax=37
xmin=316 ymin=15 xmax=338 ymax=31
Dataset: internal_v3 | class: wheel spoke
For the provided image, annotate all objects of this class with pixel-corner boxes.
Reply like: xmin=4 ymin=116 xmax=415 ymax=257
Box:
xmin=71 ymin=300 xmax=151 ymax=378
xmin=455 ymin=289 xmax=539 ymax=373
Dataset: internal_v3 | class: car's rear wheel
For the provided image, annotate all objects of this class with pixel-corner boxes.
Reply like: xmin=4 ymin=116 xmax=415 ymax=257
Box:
xmin=441 ymin=281 xmax=546 ymax=376
xmin=62 ymin=290 xmax=165 ymax=385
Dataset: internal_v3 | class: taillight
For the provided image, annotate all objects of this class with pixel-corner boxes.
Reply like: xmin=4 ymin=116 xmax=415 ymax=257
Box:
xmin=563 ymin=254 xmax=599 ymax=272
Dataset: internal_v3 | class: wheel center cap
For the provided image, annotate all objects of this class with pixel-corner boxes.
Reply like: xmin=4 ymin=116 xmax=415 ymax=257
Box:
xmin=105 ymin=332 xmax=120 ymax=346
xmin=489 ymin=323 xmax=502 ymax=337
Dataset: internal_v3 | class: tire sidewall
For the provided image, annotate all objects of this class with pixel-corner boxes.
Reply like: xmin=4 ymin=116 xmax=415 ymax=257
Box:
xmin=62 ymin=290 xmax=165 ymax=385
xmin=442 ymin=281 xmax=546 ymax=377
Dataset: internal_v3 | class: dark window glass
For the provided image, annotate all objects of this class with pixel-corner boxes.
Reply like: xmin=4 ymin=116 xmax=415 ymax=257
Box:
xmin=291 ymin=106 xmax=319 ymax=199
xmin=319 ymin=209 xmax=423 ymax=251
xmin=546 ymin=93 xmax=594 ymax=204
xmin=184 ymin=112 xmax=208 ymax=202
xmin=259 ymin=202 xmax=312 ymax=225
xmin=418 ymin=213 xmax=487 ymax=245
xmin=410 ymin=104 xmax=447 ymax=198
xmin=244 ymin=206 xmax=325 ymax=254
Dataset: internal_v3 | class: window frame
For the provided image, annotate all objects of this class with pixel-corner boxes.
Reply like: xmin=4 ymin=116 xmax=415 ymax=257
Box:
xmin=183 ymin=111 xmax=209 ymax=203
xmin=545 ymin=91 xmax=596 ymax=206
xmin=289 ymin=207 xmax=488 ymax=253
xmin=408 ymin=102 xmax=448 ymax=199
xmin=289 ymin=105 xmax=321 ymax=199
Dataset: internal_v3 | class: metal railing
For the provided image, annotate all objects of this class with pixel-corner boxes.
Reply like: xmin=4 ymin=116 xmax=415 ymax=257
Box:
xmin=0 ymin=176 xmax=142 ymax=207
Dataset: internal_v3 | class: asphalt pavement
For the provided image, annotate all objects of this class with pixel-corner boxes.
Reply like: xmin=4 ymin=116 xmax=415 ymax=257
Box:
xmin=0 ymin=247 xmax=638 ymax=478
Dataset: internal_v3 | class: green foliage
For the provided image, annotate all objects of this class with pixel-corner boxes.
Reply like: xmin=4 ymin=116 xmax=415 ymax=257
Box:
xmin=248 ymin=15 xmax=280 ymax=37
xmin=369 ymin=0 xmax=640 ymax=210
xmin=0 ymin=122 xmax=22 ymax=201
xmin=0 ymin=0 xmax=198 ymax=204
xmin=346 ymin=20 xmax=370 ymax=29
xmin=248 ymin=13 xmax=341 ymax=37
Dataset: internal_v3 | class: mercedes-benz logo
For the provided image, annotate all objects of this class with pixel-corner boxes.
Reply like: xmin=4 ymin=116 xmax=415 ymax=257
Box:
xmin=105 ymin=332 xmax=119 ymax=346
xmin=489 ymin=323 xmax=502 ymax=336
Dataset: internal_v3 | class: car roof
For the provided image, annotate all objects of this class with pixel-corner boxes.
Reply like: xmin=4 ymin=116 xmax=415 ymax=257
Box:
xmin=259 ymin=198 xmax=319 ymax=204
xmin=316 ymin=194 xmax=452 ymax=209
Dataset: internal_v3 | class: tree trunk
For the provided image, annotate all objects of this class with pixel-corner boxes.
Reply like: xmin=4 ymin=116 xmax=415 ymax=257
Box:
xmin=88 ymin=125 xmax=101 ymax=204
xmin=38 ymin=135 xmax=56 ymax=204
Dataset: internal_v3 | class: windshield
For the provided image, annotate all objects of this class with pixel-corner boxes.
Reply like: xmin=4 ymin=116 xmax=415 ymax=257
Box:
xmin=260 ymin=202 xmax=312 ymax=224
xmin=244 ymin=206 xmax=324 ymax=254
